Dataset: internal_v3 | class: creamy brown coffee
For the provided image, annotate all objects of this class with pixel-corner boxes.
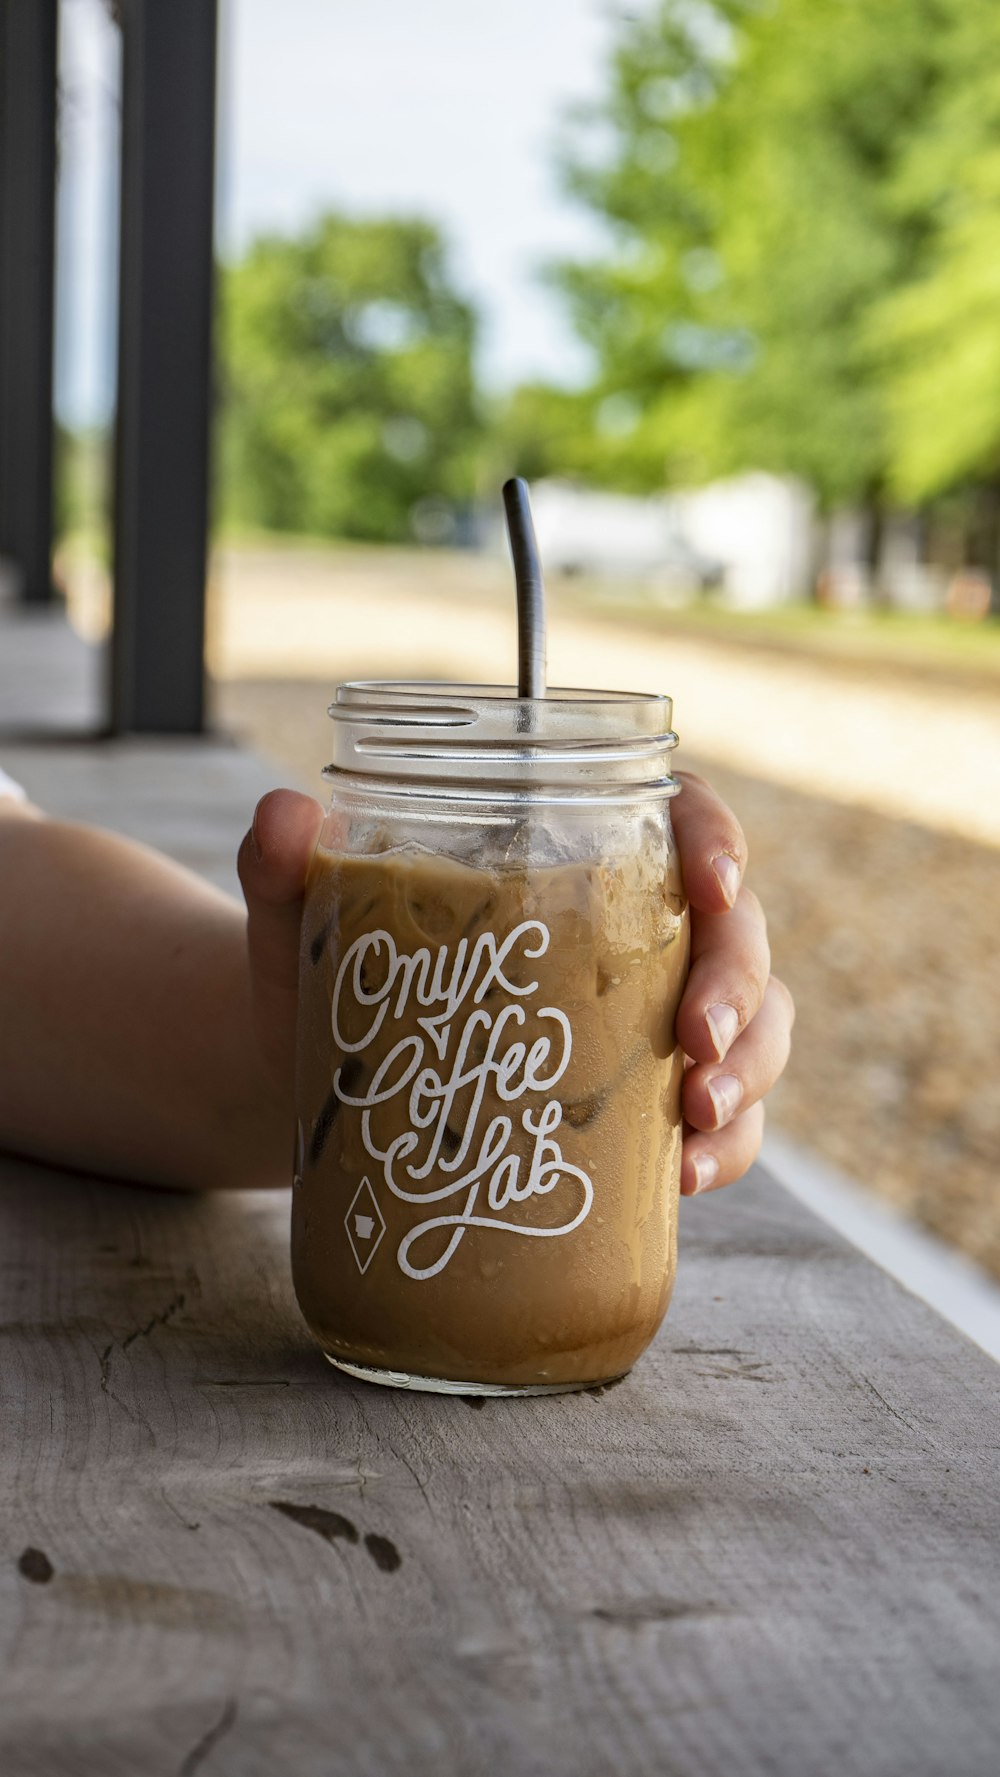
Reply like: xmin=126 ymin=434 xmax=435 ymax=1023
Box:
xmin=293 ymin=841 xmax=689 ymax=1389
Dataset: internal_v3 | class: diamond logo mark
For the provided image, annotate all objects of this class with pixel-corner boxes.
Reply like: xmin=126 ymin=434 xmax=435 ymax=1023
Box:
xmin=345 ymin=1176 xmax=386 ymax=1275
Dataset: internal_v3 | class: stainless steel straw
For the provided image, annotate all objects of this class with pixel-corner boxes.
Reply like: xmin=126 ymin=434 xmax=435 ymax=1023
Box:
xmin=502 ymin=477 xmax=548 ymax=700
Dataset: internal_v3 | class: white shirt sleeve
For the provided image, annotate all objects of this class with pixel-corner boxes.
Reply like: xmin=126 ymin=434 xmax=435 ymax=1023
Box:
xmin=0 ymin=766 xmax=27 ymax=803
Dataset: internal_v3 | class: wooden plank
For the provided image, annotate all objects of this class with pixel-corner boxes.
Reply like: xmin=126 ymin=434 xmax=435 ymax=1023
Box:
xmin=0 ymin=1153 xmax=997 ymax=1777
xmin=2 ymin=728 xmax=284 ymax=895
xmin=0 ymin=613 xmax=102 ymax=737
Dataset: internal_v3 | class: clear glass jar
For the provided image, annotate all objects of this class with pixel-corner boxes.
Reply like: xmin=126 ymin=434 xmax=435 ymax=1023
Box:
xmin=292 ymin=682 xmax=689 ymax=1395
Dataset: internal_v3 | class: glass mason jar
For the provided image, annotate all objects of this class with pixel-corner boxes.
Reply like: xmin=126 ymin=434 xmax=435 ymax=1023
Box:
xmin=292 ymin=682 xmax=689 ymax=1395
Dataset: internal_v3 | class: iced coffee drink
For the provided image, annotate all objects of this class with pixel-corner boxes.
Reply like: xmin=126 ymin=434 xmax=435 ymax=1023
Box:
xmin=293 ymin=808 xmax=689 ymax=1391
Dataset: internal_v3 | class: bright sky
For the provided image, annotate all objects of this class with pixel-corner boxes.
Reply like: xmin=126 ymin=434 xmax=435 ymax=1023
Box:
xmin=56 ymin=0 xmax=621 ymax=426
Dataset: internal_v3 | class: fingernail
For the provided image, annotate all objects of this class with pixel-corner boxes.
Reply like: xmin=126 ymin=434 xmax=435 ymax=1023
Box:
xmin=692 ymin=1154 xmax=720 ymax=1194
xmin=250 ymin=799 xmax=265 ymax=862
xmin=713 ymin=853 xmax=740 ymax=906
xmin=706 ymin=1003 xmax=740 ymax=1059
xmin=707 ymin=1073 xmax=743 ymax=1128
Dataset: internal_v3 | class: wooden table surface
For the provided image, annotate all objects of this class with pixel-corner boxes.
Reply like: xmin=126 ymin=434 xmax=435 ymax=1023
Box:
xmin=2 ymin=1152 xmax=998 ymax=1777
xmin=2 ymin=705 xmax=998 ymax=1774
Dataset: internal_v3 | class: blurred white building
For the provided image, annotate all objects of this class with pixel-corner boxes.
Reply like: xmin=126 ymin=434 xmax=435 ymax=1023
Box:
xmin=525 ymin=480 xmax=707 ymax=588
xmin=674 ymin=473 xmax=815 ymax=609
xmin=512 ymin=473 xmax=816 ymax=609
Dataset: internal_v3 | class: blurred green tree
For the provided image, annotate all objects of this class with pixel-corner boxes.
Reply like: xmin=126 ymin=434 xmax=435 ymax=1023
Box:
xmin=551 ymin=0 xmax=947 ymax=517
xmin=871 ymin=3 xmax=1000 ymax=509
xmin=487 ymin=382 xmax=604 ymax=484
xmin=220 ymin=214 xmax=481 ymax=541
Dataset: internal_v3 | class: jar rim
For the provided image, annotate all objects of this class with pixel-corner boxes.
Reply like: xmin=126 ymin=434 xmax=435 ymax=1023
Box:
xmin=330 ymin=679 xmax=671 ymax=715
xmin=324 ymin=681 xmax=678 ymax=791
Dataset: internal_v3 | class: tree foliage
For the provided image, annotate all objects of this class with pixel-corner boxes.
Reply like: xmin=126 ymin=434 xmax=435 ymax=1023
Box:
xmin=552 ymin=0 xmax=955 ymax=507
xmin=220 ymin=214 xmax=481 ymax=541
xmin=218 ymin=9 xmax=1000 ymax=537
xmin=870 ymin=4 xmax=1000 ymax=501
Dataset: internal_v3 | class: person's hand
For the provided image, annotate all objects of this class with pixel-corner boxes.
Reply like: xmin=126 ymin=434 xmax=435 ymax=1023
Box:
xmin=238 ymin=789 xmax=325 ymax=1095
xmin=671 ymin=771 xmax=794 ymax=1196
xmin=238 ymin=778 xmax=794 ymax=1194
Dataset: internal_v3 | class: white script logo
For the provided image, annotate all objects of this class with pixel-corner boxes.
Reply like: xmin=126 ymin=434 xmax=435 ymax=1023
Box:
xmin=330 ymin=919 xmax=593 ymax=1280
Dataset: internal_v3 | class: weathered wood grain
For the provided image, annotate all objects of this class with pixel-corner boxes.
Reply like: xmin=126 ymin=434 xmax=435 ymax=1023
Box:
xmin=1 ymin=1155 xmax=997 ymax=1777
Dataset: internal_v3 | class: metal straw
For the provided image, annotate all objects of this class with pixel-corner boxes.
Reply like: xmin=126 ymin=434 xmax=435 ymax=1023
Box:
xmin=502 ymin=477 xmax=547 ymax=700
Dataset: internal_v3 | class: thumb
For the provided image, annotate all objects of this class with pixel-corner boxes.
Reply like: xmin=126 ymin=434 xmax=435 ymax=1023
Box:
xmin=237 ymin=789 xmax=325 ymax=1089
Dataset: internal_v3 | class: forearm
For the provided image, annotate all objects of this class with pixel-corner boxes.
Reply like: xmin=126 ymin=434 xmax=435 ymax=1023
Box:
xmin=0 ymin=813 xmax=292 ymax=1190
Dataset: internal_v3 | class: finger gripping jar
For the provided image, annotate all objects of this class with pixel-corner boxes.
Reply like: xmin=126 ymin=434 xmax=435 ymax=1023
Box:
xmin=293 ymin=682 xmax=689 ymax=1395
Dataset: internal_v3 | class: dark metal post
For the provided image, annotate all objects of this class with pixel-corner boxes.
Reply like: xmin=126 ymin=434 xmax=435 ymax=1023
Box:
xmin=111 ymin=0 xmax=217 ymax=733
xmin=0 ymin=0 xmax=58 ymax=605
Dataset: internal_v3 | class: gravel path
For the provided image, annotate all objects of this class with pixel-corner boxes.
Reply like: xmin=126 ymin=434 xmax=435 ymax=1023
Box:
xmin=683 ymin=757 xmax=1000 ymax=1280
xmin=209 ymin=544 xmax=1000 ymax=846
